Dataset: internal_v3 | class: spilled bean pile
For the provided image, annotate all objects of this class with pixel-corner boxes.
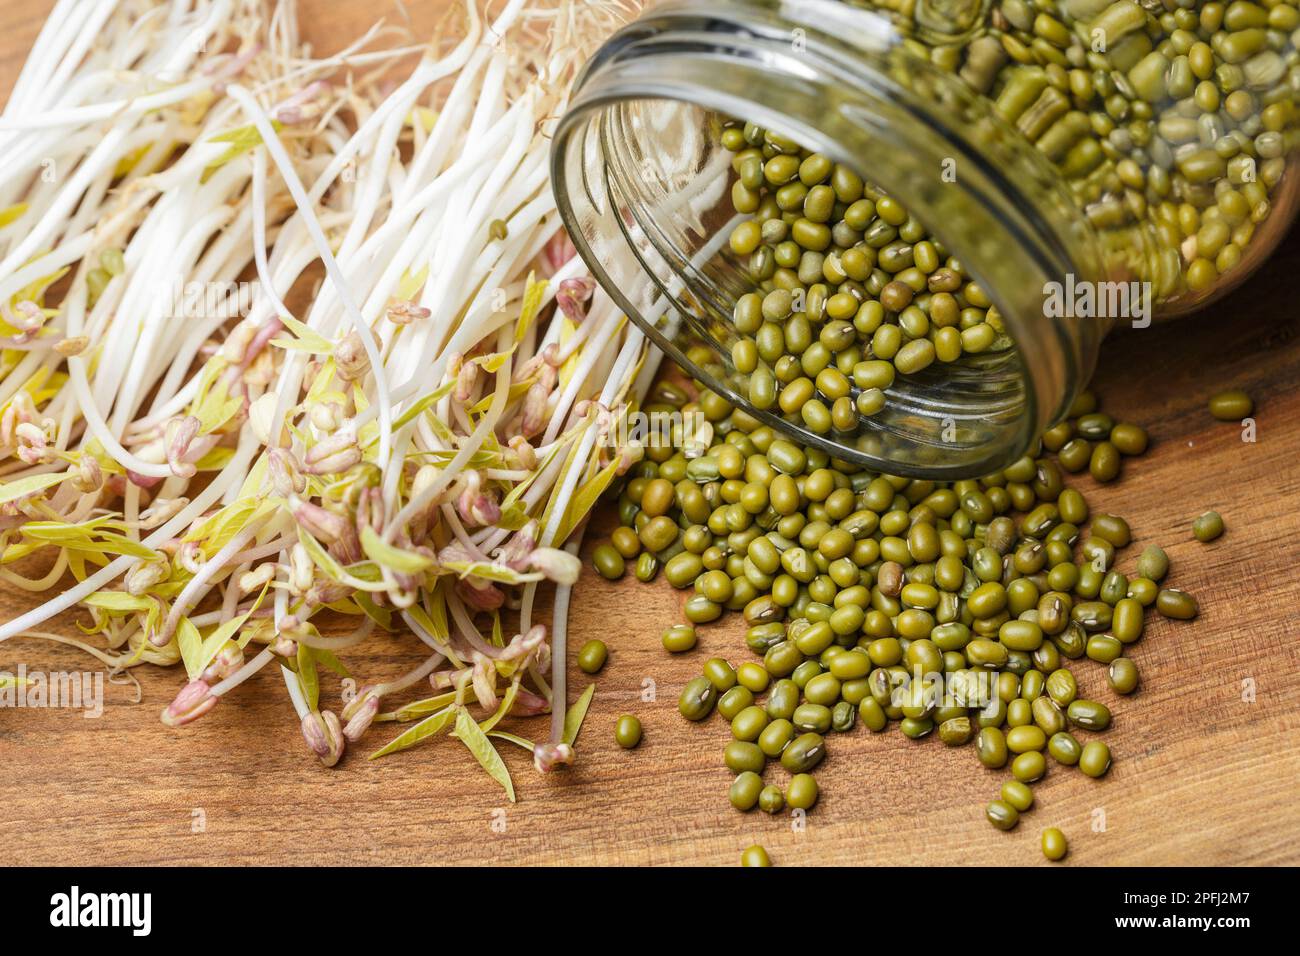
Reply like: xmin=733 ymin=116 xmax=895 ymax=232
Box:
xmin=594 ymin=378 xmax=1199 ymax=861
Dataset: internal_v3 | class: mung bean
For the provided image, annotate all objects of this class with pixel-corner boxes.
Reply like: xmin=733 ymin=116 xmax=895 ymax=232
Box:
xmin=1192 ymin=510 xmax=1225 ymax=542
xmin=1041 ymin=827 xmax=1068 ymax=861
xmin=740 ymin=844 xmax=771 ymax=867
xmin=577 ymin=640 xmax=608 ymax=674
xmin=1208 ymin=389 xmax=1254 ymax=420
xmin=615 ymin=715 xmax=643 ymax=749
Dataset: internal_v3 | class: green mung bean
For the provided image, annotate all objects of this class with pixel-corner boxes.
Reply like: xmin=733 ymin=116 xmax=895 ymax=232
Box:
xmin=684 ymin=594 xmax=722 ymax=623
xmin=718 ymin=686 xmax=755 ymax=722
xmin=1048 ymin=731 xmax=1082 ymax=766
xmin=703 ymin=658 xmax=737 ymax=692
xmin=757 ymin=718 xmax=795 ymax=758
xmin=725 ymin=740 xmax=766 ymax=774
xmin=986 ymin=799 xmax=1020 ymax=830
xmin=1193 ymin=510 xmax=1225 ymax=542
xmin=1108 ymin=657 xmax=1140 ymax=695
xmin=793 ymin=703 xmax=832 ymax=734
xmin=1041 ymin=827 xmax=1068 ymax=861
xmin=731 ymin=704 xmax=770 ymax=742
xmin=1012 ymin=751 xmax=1046 ymax=782
xmin=1086 ymin=634 xmax=1123 ymax=664
xmin=662 ymin=623 xmax=697 ymax=653
xmin=900 ymin=716 xmax=935 ymax=740
xmin=1109 ymin=423 xmax=1149 ymax=456
xmin=615 ymin=715 xmax=643 ymax=749
xmin=740 ymin=844 xmax=771 ymax=867
xmin=634 ymin=552 xmax=659 ymax=582
xmin=787 ymin=773 xmax=819 ymax=810
xmin=679 ymin=677 xmax=716 ymax=721
xmin=976 ymin=727 xmax=1008 ymax=768
xmin=1136 ymin=545 xmax=1170 ymax=582
xmin=1128 ymin=577 xmax=1158 ymax=606
xmin=781 ymin=732 xmax=826 ymax=772
xmin=1079 ymin=741 xmax=1112 ymax=778
xmin=1156 ymin=588 xmax=1199 ymax=620
xmin=1001 ymin=779 xmax=1034 ymax=812
xmin=1208 ymin=389 xmax=1254 ymax=420
xmin=758 ymin=785 xmax=785 ymax=814
xmin=1068 ymin=699 xmax=1112 ymax=731
xmin=577 ymin=640 xmax=608 ymax=674
xmin=592 ymin=545 xmax=625 ymax=580
xmin=1089 ymin=442 xmax=1121 ymax=482
xmin=730 ymin=771 xmax=762 ymax=810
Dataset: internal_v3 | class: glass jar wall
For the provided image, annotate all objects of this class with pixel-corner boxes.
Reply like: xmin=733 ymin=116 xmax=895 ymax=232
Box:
xmin=552 ymin=0 xmax=1299 ymax=477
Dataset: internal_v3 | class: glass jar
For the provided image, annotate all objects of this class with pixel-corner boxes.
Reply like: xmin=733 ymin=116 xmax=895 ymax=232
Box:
xmin=551 ymin=0 xmax=1299 ymax=477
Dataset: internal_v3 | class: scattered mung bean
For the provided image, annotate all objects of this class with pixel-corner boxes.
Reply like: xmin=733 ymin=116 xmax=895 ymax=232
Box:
xmin=592 ymin=544 xmax=625 ymax=580
xmin=740 ymin=844 xmax=771 ymax=867
xmin=1041 ymin=827 xmax=1068 ymax=862
xmin=1157 ymin=588 xmax=1199 ymax=620
xmin=615 ymin=715 xmax=643 ymax=749
xmin=1193 ymin=510 xmax=1225 ymax=542
xmin=1208 ymin=389 xmax=1254 ymax=420
xmin=986 ymin=799 xmax=1020 ymax=830
xmin=662 ymin=623 xmax=698 ymax=653
xmin=577 ymin=640 xmax=608 ymax=674
xmin=1079 ymin=741 xmax=1112 ymax=778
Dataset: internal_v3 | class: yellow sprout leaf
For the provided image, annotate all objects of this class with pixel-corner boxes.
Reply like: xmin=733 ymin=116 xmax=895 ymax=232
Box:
xmin=202 ymin=120 xmax=283 ymax=184
xmin=0 ymin=203 xmax=28 ymax=230
xmin=393 ymin=379 xmax=456 ymax=430
xmin=512 ymin=272 xmax=548 ymax=345
xmin=84 ymin=591 xmax=154 ymax=614
xmin=440 ymin=560 xmax=543 ymax=585
xmin=369 ymin=704 xmax=456 ymax=759
xmin=271 ymin=314 xmax=335 ymax=354
xmin=453 ymin=706 xmax=515 ymax=802
xmin=563 ymin=683 xmax=596 ymax=747
xmin=359 ymin=525 xmax=435 ymax=575
xmin=113 ymin=142 xmax=153 ymax=178
xmin=397 ymin=263 xmax=429 ymax=302
xmin=0 ymin=471 xmax=67 ymax=506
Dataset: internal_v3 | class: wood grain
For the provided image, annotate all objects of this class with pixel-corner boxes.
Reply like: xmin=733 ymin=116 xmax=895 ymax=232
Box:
xmin=2 ymin=0 xmax=1298 ymax=867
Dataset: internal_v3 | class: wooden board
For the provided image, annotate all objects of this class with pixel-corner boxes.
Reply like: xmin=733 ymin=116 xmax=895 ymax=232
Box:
xmin=2 ymin=0 xmax=1299 ymax=867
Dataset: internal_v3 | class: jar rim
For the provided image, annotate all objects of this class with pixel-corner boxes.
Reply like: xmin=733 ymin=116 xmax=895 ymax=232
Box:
xmin=552 ymin=0 xmax=1105 ymax=478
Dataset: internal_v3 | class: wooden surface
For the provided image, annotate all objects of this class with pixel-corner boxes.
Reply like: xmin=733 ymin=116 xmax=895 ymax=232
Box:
xmin=2 ymin=0 xmax=1299 ymax=868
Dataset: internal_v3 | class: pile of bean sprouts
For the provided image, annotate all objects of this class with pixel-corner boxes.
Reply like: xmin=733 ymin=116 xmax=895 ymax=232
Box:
xmin=0 ymin=0 xmax=650 ymax=793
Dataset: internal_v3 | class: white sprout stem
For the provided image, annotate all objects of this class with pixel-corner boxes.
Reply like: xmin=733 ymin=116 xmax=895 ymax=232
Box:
xmin=211 ymin=647 xmax=275 ymax=698
xmin=0 ymin=78 xmax=213 ymax=133
xmin=225 ymin=83 xmax=394 ymax=468
xmin=374 ymin=652 xmax=446 ymax=696
xmin=547 ymin=534 xmax=584 ymax=745
xmin=249 ymin=147 xmax=295 ymax=322
xmin=280 ymin=665 xmax=310 ymax=719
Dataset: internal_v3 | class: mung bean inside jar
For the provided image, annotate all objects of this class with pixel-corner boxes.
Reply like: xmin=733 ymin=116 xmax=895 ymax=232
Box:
xmin=553 ymin=0 xmax=1298 ymax=478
